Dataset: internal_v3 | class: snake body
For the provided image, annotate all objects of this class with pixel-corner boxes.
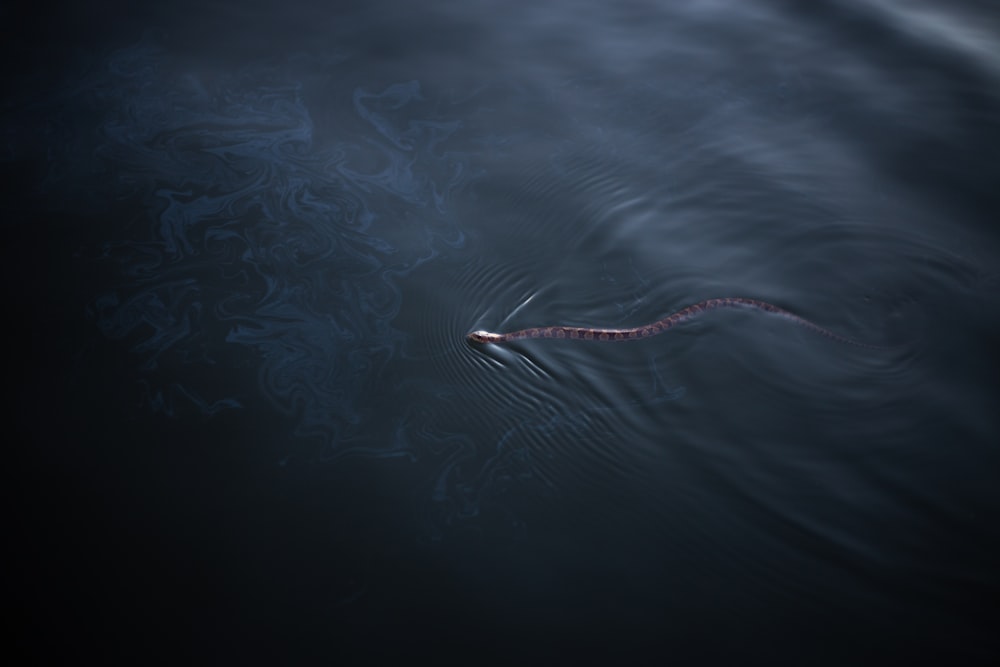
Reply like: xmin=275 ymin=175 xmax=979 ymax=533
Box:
xmin=467 ymin=297 xmax=875 ymax=347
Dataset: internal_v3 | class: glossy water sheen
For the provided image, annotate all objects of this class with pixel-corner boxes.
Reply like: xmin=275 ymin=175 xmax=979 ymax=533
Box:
xmin=5 ymin=0 xmax=999 ymax=662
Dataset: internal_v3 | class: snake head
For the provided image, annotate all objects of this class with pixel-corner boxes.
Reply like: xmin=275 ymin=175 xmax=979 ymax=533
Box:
xmin=467 ymin=330 xmax=502 ymax=344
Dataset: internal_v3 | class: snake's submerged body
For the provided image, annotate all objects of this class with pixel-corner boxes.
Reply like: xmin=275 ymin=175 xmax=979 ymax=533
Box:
xmin=468 ymin=297 xmax=876 ymax=348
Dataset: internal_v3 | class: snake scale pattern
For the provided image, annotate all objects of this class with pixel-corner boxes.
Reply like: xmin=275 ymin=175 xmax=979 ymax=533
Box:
xmin=467 ymin=297 xmax=875 ymax=347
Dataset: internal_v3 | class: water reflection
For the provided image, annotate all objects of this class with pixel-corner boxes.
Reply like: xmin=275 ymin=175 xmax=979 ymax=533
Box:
xmin=5 ymin=0 xmax=999 ymax=659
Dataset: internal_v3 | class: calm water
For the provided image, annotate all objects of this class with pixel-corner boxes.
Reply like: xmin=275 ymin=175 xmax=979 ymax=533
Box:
xmin=7 ymin=0 xmax=1000 ymax=662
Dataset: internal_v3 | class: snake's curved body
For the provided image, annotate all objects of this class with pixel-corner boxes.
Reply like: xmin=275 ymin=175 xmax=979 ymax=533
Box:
xmin=467 ymin=297 xmax=876 ymax=348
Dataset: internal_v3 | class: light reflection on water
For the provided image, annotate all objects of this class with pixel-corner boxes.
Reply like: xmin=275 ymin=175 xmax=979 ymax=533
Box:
xmin=6 ymin=0 xmax=999 ymax=660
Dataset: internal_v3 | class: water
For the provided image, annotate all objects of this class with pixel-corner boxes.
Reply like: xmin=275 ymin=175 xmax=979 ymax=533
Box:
xmin=6 ymin=0 xmax=999 ymax=662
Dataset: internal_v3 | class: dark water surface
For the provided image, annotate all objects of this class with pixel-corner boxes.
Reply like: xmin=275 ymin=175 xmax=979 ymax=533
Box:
xmin=6 ymin=0 xmax=1000 ymax=662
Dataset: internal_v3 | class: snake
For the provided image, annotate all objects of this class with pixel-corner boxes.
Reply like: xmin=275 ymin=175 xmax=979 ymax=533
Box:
xmin=467 ymin=297 xmax=877 ymax=347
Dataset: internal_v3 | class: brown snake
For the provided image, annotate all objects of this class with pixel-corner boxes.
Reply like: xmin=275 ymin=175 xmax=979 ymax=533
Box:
xmin=467 ymin=297 xmax=877 ymax=348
